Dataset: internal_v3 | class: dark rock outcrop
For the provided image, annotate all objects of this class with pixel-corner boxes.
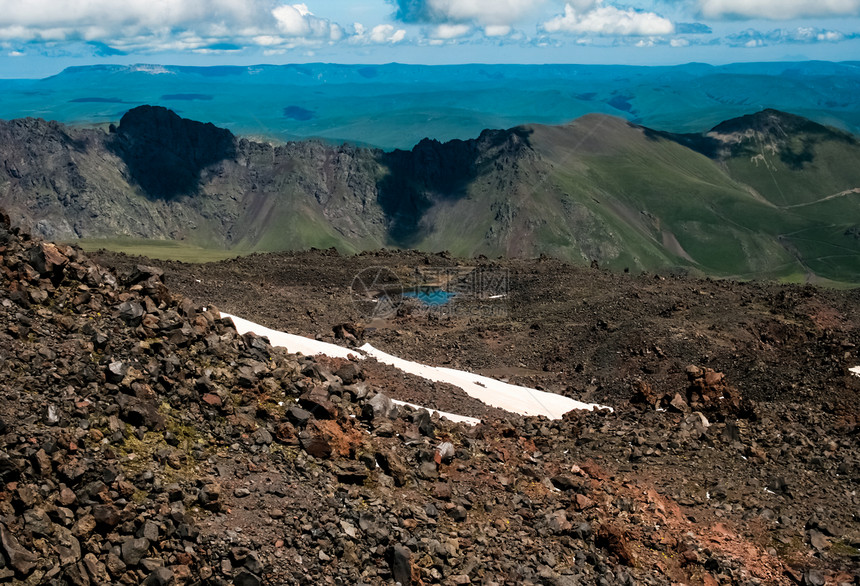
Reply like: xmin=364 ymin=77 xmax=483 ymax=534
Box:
xmin=111 ymin=105 xmax=237 ymax=199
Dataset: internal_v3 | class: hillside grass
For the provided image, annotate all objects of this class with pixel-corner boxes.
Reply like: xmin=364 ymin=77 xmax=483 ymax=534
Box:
xmin=75 ymin=239 xmax=246 ymax=263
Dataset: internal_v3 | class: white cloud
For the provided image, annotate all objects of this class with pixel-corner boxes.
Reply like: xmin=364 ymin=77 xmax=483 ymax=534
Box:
xmin=370 ymin=24 xmax=406 ymax=43
xmin=0 ymin=0 xmax=269 ymax=35
xmin=272 ymin=3 xmax=340 ymax=40
xmin=699 ymin=0 xmax=860 ymax=19
xmin=0 ymin=0 xmax=345 ymax=51
xmin=724 ymin=26 xmax=853 ymax=46
xmin=429 ymin=0 xmax=542 ymax=25
xmin=484 ymin=25 xmax=512 ymax=36
xmin=8 ymin=50 xmax=24 ymax=56
xmin=351 ymin=22 xmax=407 ymax=44
xmin=432 ymin=23 xmax=473 ymax=39
xmin=253 ymin=34 xmax=285 ymax=46
xmin=670 ymin=37 xmax=690 ymax=46
xmin=544 ymin=1 xmax=675 ymax=36
xmin=818 ymin=30 xmax=845 ymax=41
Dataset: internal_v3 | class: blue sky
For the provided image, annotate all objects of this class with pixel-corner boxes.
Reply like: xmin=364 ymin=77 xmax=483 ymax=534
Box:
xmin=1 ymin=0 xmax=859 ymax=77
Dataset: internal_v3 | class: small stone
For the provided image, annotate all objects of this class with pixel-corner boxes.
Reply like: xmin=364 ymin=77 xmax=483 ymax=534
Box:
xmin=546 ymin=510 xmax=571 ymax=533
xmin=23 ymin=507 xmax=54 ymax=536
xmin=0 ymin=523 xmax=39 ymax=575
xmin=117 ymin=301 xmax=145 ymax=326
xmin=808 ymin=529 xmax=829 ymax=551
xmin=201 ymin=393 xmax=222 ymax=407
xmin=451 ymin=506 xmax=468 ymax=522
xmin=804 ymin=569 xmax=826 ymax=586
xmin=253 ymin=427 xmax=273 ymax=445
xmin=32 ymin=448 xmax=52 ymax=476
xmin=335 ymin=362 xmax=361 ymax=384
xmin=575 ymin=493 xmax=595 ymax=510
xmin=287 ymin=406 xmax=312 ymax=425
xmin=58 ymin=487 xmax=77 ymax=506
xmin=72 ymin=514 xmax=97 ymax=538
xmin=368 ymin=393 xmax=395 ymax=420
xmin=93 ymin=504 xmax=121 ymax=527
xmin=142 ymin=566 xmax=174 ymax=586
xmin=436 ymin=442 xmax=455 ymax=463
xmin=105 ymin=553 xmax=126 ymax=577
xmin=299 ymin=387 xmax=338 ymax=419
xmin=669 ymin=392 xmax=690 ymax=413
xmin=551 ymin=476 xmax=581 ymax=492
xmin=199 ymin=482 xmax=222 ymax=511
xmin=121 ymin=537 xmax=151 ymax=566
xmin=390 ymin=544 xmax=415 ymax=586
xmin=139 ymin=521 xmax=160 ymax=542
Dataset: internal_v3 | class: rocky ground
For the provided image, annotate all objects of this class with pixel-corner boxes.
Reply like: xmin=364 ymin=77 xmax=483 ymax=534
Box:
xmin=0 ymin=216 xmax=858 ymax=586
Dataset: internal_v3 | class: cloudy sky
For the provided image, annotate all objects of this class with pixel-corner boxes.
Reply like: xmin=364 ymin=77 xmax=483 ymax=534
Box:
xmin=1 ymin=0 xmax=858 ymax=76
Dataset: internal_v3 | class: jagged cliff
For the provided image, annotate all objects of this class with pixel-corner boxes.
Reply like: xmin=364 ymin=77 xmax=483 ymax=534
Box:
xmin=2 ymin=106 xmax=860 ymax=283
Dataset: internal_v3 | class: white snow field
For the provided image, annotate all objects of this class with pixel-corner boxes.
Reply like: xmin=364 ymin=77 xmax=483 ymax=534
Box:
xmin=222 ymin=313 xmax=608 ymax=422
xmin=224 ymin=314 xmax=357 ymax=359
xmin=851 ymin=366 xmax=860 ymax=378
xmin=359 ymin=344 xmax=609 ymax=419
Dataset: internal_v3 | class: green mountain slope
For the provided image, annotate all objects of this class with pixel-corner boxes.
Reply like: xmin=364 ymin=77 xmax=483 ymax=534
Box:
xmin=1 ymin=107 xmax=858 ymax=284
xmin=402 ymin=112 xmax=859 ymax=284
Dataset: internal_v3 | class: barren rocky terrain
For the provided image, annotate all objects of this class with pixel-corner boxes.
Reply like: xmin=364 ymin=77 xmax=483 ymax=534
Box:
xmin=0 ymin=210 xmax=858 ymax=586
xmin=97 ymin=247 xmax=860 ymax=584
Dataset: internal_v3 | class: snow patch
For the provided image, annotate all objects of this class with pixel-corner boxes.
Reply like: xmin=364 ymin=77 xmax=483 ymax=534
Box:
xmin=223 ymin=313 xmax=356 ymax=359
xmin=223 ymin=313 xmax=609 ymax=422
xmin=360 ymin=344 xmax=610 ymax=420
xmin=850 ymin=366 xmax=860 ymax=378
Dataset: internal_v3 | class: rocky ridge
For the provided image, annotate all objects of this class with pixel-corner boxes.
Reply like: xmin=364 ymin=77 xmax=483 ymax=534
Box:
xmin=4 ymin=107 xmax=860 ymax=282
xmin=1 ymin=210 xmax=859 ymax=585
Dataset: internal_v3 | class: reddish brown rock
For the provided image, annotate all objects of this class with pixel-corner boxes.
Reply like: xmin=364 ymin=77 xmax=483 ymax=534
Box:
xmin=596 ymin=524 xmax=635 ymax=566
xmin=201 ymin=393 xmax=222 ymax=407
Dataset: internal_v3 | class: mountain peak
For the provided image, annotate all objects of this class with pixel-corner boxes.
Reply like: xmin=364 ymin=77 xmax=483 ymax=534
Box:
xmin=112 ymin=106 xmax=236 ymax=200
xmin=709 ymin=109 xmax=832 ymax=137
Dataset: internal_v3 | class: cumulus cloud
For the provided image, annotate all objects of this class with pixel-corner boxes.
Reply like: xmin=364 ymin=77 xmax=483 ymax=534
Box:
xmin=484 ymin=25 xmax=512 ymax=36
xmin=543 ymin=1 xmax=675 ymax=36
xmin=432 ymin=23 xmax=473 ymax=38
xmin=352 ymin=22 xmax=407 ymax=44
xmin=699 ymin=0 xmax=860 ymax=19
xmin=0 ymin=0 xmax=347 ymax=52
xmin=371 ymin=25 xmax=407 ymax=43
xmin=273 ymin=3 xmax=341 ymax=39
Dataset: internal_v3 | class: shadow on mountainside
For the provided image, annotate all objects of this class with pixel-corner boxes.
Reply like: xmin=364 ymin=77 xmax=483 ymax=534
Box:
xmin=108 ymin=105 xmax=237 ymax=200
xmin=377 ymin=127 xmax=533 ymax=248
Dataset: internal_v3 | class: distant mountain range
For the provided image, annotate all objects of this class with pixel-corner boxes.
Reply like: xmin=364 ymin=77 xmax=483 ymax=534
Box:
xmin=2 ymin=105 xmax=859 ymax=284
xmin=1 ymin=61 xmax=859 ymax=150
